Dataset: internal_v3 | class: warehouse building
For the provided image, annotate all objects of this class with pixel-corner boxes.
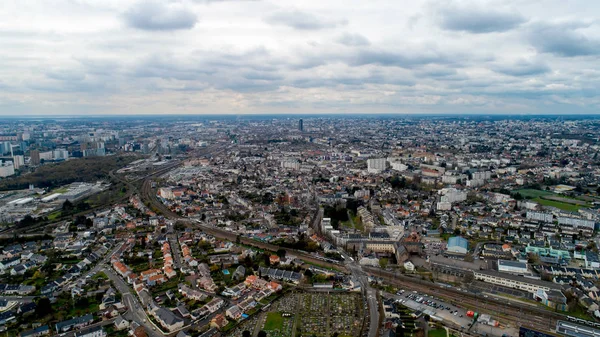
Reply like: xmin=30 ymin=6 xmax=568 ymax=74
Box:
xmin=447 ymin=236 xmax=468 ymax=255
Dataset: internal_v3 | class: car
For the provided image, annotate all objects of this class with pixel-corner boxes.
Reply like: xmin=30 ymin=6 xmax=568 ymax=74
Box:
xmin=453 ymin=312 xmax=458 ymax=316
xmin=460 ymin=315 xmax=463 ymax=318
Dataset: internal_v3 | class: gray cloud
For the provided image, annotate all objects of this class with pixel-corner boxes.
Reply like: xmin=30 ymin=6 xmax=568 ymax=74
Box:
xmin=46 ymin=69 xmax=86 ymax=82
xmin=348 ymin=49 xmax=457 ymax=68
xmin=528 ymin=22 xmax=600 ymax=57
xmin=124 ymin=0 xmax=198 ymax=31
xmin=492 ymin=59 xmax=551 ymax=76
xmin=437 ymin=4 xmax=526 ymax=33
xmin=265 ymin=10 xmax=347 ymax=30
xmin=336 ymin=33 xmax=370 ymax=46
xmin=1 ymin=0 xmax=599 ymax=114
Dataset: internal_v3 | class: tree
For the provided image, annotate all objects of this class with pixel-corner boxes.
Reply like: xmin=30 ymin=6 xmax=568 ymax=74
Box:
xmin=62 ymin=199 xmax=73 ymax=211
xmin=35 ymin=297 xmax=52 ymax=318
xmin=379 ymin=258 xmax=389 ymax=269
xmin=243 ymin=331 xmax=251 ymax=337
xmin=258 ymin=331 xmax=267 ymax=337
xmin=276 ymin=248 xmax=286 ymax=258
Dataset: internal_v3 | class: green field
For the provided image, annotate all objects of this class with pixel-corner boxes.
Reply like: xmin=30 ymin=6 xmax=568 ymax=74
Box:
xmin=47 ymin=211 xmax=62 ymax=220
xmin=515 ymin=189 xmax=553 ymax=198
xmin=264 ymin=312 xmax=284 ymax=331
xmin=428 ymin=328 xmax=448 ymax=337
xmin=533 ymin=197 xmax=581 ymax=212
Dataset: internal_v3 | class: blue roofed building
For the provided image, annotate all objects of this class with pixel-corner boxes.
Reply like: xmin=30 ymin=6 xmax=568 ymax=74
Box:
xmin=447 ymin=236 xmax=468 ymax=255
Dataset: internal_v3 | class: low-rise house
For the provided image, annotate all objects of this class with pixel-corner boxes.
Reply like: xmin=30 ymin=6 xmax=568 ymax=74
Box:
xmin=75 ymin=326 xmax=106 ymax=337
xmin=204 ymin=298 xmax=225 ymax=313
xmin=179 ymin=284 xmax=208 ymax=301
xmin=232 ymin=265 xmax=245 ymax=280
xmin=210 ymin=314 xmax=229 ymax=330
xmin=148 ymin=303 xmax=184 ymax=332
xmin=176 ymin=305 xmax=191 ymax=319
xmin=19 ymin=325 xmax=50 ymax=337
xmin=55 ymin=314 xmax=94 ymax=333
xmin=114 ymin=316 xmax=129 ymax=330
xmin=225 ymin=305 xmax=242 ymax=320
xmin=198 ymin=276 xmax=218 ymax=292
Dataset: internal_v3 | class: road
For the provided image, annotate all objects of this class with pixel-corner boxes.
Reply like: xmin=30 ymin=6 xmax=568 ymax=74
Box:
xmin=340 ymin=251 xmax=379 ymax=337
xmin=61 ymin=317 xmax=117 ymax=337
xmin=103 ymin=266 xmax=164 ymax=337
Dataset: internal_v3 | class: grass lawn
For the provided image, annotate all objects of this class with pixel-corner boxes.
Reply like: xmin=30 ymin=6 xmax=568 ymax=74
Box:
xmin=569 ymin=304 xmax=594 ymax=321
xmin=515 ymin=189 xmax=553 ymax=198
xmin=92 ymin=271 xmax=108 ymax=280
xmin=428 ymin=328 xmax=447 ymax=337
xmin=47 ymin=211 xmax=62 ymax=221
xmin=264 ymin=312 xmax=284 ymax=331
xmin=533 ymin=197 xmax=581 ymax=212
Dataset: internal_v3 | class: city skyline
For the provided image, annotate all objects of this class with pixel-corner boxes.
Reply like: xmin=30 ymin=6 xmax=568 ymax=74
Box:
xmin=1 ymin=0 xmax=599 ymax=115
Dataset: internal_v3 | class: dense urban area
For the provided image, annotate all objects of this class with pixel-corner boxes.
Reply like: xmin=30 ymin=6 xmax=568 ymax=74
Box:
xmin=0 ymin=115 xmax=599 ymax=337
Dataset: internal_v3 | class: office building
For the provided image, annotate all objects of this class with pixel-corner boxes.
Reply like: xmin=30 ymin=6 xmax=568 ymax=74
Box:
xmin=30 ymin=150 xmax=40 ymax=165
xmin=0 ymin=161 xmax=15 ymax=177
xmin=527 ymin=211 xmax=553 ymax=223
xmin=12 ymin=155 xmax=24 ymax=170
xmin=367 ymin=158 xmax=387 ymax=173
xmin=53 ymin=149 xmax=69 ymax=160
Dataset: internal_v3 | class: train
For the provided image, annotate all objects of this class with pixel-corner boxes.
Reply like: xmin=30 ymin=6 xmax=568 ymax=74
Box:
xmin=566 ymin=316 xmax=600 ymax=329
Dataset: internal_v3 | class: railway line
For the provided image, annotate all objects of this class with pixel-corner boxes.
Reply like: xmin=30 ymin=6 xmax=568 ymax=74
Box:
xmin=136 ymin=161 xmax=347 ymax=272
xmin=364 ymin=266 xmax=560 ymax=334
xmin=137 ymin=154 xmax=559 ymax=334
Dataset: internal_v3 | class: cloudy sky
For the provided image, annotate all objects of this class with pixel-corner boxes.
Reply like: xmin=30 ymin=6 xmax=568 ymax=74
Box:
xmin=1 ymin=0 xmax=599 ymax=115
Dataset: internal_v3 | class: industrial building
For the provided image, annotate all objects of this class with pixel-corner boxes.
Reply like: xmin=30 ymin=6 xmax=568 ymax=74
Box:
xmin=473 ymin=269 xmax=561 ymax=294
xmin=497 ymin=260 xmax=528 ymax=274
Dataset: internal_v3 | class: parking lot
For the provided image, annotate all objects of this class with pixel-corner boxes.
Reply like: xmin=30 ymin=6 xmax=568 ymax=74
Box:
xmin=385 ymin=290 xmax=517 ymax=337
xmin=424 ymin=240 xmax=446 ymax=256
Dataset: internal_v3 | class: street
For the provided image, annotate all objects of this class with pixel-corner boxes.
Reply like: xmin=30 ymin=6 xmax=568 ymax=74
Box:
xmin=103 ymin=266 xmax=165 ymax=337
xmin=340 ymin=251 xmax=379 ymax=337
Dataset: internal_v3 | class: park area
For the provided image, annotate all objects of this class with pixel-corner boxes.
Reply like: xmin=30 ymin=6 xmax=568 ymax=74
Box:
xmin=514 ymin=189 xmax=592 ymax=212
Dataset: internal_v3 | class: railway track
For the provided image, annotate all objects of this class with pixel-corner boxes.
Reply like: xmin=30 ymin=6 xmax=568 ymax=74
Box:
xmin=364 ymin=267 xmax=560 ymax=334
xmin=133 ymin=149 xmax=558 ymax=333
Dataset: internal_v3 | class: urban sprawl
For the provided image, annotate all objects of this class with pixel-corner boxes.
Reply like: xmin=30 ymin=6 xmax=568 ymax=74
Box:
xmin=0 ymin=116 xmax=599 ymax=337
